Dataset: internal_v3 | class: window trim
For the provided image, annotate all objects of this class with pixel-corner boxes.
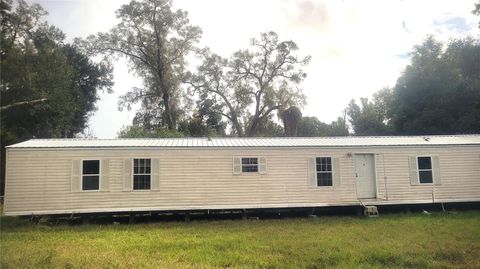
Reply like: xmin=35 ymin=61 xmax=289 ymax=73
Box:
xmin=132 ymin=158 xmax=152 ymax=191
xmin=417 ymin=155 xmax=434 ymax=185
xmin=315 ymin=156 xmax=333 ymax=188
xmin=81 ymin=159 xmax=101 ymax=192
xmin=241 ymin=157 xmax=259 ymax=174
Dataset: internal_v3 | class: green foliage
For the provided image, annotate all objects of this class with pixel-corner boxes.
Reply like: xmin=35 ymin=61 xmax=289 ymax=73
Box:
xmin=186 ymin=32 xmax=310 ymax=136
xmin=391 ymin=36 xmax=480 ymax=135
xmin=1 ymin=0 xmax=112 ymax=140
xmin=1 ymin=212 xmax=480 ymax=268
xmin=245 ymin=114 xmax=284 ymax=137
xmin=349 ymin=36 xmax=480 ymax=136
xmin=177 ymin=100 xmax=227 ymax=137
xmin=347 ymin=88 xmax=394 ymax=136
xmin=177 ymin=115 xmax=219 ymax=138
xmin=117 ymin=125 xmax=184 ymax=138
xmin=85 ymin=0 xmax=202 ymax=130
xmin=0 ymin=0 xmax=112 ymax=194
xmin=298 ymin=116 xmax=349 ymax=137
xmin=329 ymin=117 xmax=350 ymax=136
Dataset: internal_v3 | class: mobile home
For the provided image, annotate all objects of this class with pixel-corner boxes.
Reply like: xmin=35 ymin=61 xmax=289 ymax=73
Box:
xmin=3 ymin=135 xmax=480 ymax=216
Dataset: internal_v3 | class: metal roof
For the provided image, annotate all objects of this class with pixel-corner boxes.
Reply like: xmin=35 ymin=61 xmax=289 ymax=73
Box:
xmin=6 ymin=135 xmax=480 ymax=149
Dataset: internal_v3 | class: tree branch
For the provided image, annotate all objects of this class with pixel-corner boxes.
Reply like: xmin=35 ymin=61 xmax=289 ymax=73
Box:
xmin=1 ymin=98 xmax=47 ymax=112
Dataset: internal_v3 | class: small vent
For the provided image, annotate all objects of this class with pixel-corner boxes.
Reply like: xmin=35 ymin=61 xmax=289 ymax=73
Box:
xmin=423 ymin=137 xmax=430 ymax=142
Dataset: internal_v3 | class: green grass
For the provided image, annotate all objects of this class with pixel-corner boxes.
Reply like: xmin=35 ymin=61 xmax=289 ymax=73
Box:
xmin=1 ymin=211 xmax=480 ymax=269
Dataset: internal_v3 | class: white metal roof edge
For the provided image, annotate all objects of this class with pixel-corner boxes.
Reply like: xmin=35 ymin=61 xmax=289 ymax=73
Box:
xmin=6 ymin=134 xmax=480 ymax=149
xmin=6 ymin=145 xmax=480 ymax=153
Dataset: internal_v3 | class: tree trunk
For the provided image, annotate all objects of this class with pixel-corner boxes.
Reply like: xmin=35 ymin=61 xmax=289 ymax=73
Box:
xmin=247 ymin=116 xmax=260 ymax=137
xmin=162 ymin=92 xmax=175 ymax=130
xmin=231 ymin=115 xmax=243 ymax=137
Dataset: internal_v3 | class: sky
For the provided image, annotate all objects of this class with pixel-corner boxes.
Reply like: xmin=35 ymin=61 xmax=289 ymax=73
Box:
xmin=27 ymin=0 xmax=480 ymax=138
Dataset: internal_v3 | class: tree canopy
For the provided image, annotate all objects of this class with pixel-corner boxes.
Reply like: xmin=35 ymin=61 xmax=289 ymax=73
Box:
xmin=347 ymin=36 xmax=480 ymax=136
xmin=347 ymin=88 xmax=393 ymax=136
xmin=186 ymin=32 xmax=310 ymax=137
xmin=298 ymin=116 xmax=349 ymax=137
xmin=1 ymin=0 xmax=113 ymax=142
xmin=0 ymin=0 xmax=113 ymax=194
xmin=391 ymin=37 xmax=480 ymax=135
xmin=83 ymin=0 xmax=202 ymax=130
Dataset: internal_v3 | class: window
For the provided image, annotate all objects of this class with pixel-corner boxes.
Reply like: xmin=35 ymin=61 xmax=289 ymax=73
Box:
xmin=242 ymin=158 xmax=258 ymax=173
xmin=133 ymin=158 xmax=151 ymax=190
xmin=417 ymin=156 xmax=433 ymax=184
xmin=82 ymin=160 xmax=99 ymax=190
xmin=316 ymin=157 xmax=332 ymax=186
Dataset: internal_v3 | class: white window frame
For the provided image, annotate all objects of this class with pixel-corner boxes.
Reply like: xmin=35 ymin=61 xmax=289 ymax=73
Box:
xmin=417 ymin=156 xmax=433 ymax=184
xmin=132 ymin=158 xmax=152 ymax=191
xmin=81 ymin=159 xmax=100 ymax=192
xmin=241 ymin=157 xmax=259 ymax=174
xmin=316 ymin=157 xmax=333 ymax=187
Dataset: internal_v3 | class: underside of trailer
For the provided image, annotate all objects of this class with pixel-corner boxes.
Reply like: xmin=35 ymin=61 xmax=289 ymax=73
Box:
xmin=17 ymin=201 xmax=480 ymax=225
xmin=6 ymin=197 xmax=480 ymax=217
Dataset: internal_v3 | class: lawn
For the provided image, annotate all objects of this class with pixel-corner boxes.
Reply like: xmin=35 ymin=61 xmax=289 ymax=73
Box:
xmin=1 ymin=211 xmax=480 ymax=269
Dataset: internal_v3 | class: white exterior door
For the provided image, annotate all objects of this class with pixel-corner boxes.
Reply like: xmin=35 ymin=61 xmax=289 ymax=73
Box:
xmin=354 ymin=154 xmax=376 ymax=199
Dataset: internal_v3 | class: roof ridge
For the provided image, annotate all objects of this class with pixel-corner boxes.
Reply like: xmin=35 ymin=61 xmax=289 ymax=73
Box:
xmin=26 ymin=134 xmax=480 ymax=141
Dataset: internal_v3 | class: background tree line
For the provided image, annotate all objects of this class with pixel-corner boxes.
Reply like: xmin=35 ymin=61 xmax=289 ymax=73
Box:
xmin=348 ymin=36 xmax=480 ymax=136
xmin=2 ymin=0 xmax=479 ymax=141
xmin=109 ymin=0 xmax=479 ymax=138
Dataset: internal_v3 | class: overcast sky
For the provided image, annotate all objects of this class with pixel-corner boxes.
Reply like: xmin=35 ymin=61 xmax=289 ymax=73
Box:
xmin=27 ymin=0 xmax=480 ymax=138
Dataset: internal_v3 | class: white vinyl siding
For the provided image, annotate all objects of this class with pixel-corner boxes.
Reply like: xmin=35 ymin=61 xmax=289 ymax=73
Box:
xmin=3 ymin=146 xmax=480 ymax=216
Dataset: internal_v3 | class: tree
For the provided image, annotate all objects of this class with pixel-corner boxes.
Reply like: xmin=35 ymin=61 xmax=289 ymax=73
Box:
xmin=117 ymin=125 xmax=184 ymax=138
xmin=1 ymin=0 xmax=112 ymax=139
xmin=347 ymin=88 xmax=394 ymax=136
xmin=297 ymin=116 xmax=349 ymax=137
xmin=1 ymin=0 xmax=49 ymax=112
xmin=329 ymin=117 xmax=350 ymax=136
xmin=279 ymin=106 xmax=302 ymax=136
xmin=390 ymin=36 xmax=480 ymax=135
xmin=177 ymin=99 xmax=227 ymax=137
xmin=84 ymin=0 xmax=202 ymax=130
xmin=1 ymin=0 xmax=113 ymax=195
xmin=473 ymin=1 xmax=480 ymax=28
xmin=246 ymin=114 xmax=284 ymax=137
xmin=186 ymin=32 xmax=310 ymax=136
